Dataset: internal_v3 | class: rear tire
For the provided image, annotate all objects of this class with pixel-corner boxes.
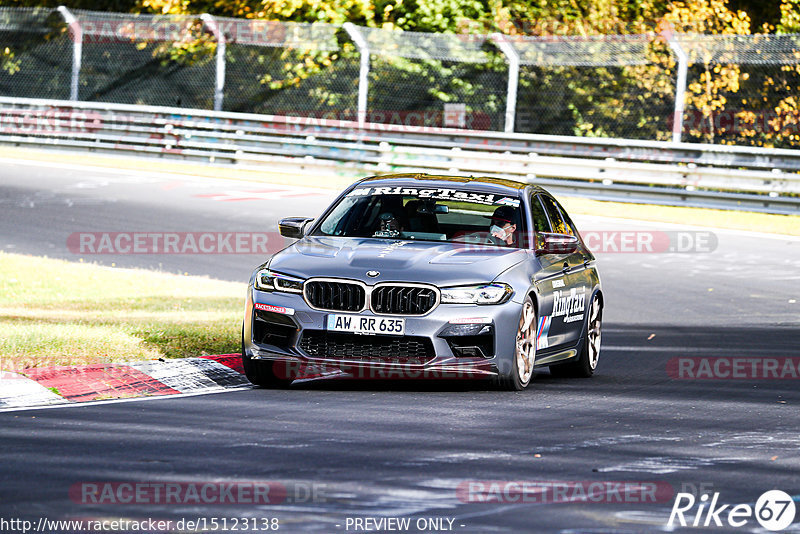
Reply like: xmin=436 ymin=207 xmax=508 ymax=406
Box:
xmin=241 ymin=327 xmax=295 ymax=388
xmin=493 ymin=295 xmax=537 ymax=391
xmin=549 ymin=293 xmax=602 ymax=378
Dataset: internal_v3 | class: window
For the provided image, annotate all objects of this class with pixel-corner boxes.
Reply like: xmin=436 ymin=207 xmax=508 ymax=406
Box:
xmin=553 ymin=198 xmax=580 ymax=238
xmin=539 ymin=195 xmax=574 ymax=236
xmin=314 ymin=188 xmax=527 ymax=248
xmin=529 ymin=195 xmax=550 ymax=234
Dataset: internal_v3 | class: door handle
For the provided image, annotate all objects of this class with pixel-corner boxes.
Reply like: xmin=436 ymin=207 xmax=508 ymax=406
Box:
xmin=562 ymin=261 xmax=570 ymax=272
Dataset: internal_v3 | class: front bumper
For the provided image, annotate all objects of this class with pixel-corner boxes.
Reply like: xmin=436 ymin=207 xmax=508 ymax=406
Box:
xmin=243 ymin=285 xmax=523 ymax=379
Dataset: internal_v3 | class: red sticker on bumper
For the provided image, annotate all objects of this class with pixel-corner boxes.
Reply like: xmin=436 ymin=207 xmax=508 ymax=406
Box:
xmin=254 ymin=303 xmax=295 ymax=315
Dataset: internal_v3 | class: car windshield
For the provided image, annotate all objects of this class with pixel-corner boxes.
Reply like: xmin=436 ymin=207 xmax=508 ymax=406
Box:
xmin=313 ymin=186 xmax=526 ymax=248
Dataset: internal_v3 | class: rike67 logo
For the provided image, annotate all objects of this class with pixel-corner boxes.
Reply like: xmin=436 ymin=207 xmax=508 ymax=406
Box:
xmin=669 ymin=490 xmax=797 ymax=531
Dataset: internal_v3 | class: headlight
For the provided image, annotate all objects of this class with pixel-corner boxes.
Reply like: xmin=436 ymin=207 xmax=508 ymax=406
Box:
xmin=254 ymin=269 xmax=304 ymax=293
xmin=440 ymin=283 xmax=512 ymax=305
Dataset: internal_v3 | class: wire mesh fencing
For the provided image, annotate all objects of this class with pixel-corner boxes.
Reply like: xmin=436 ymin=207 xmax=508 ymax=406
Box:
xmin=218 ymin=18 xmax=344 ymax=115
xmin=72 ymin=10 xmax=216 ymax=109
xmin=0 ymin=7 xmax=72 ymax=101
xmin=676 ymin=34 xmax=800 ymax=147
xmin=508 ymin=34 xmax=676 ymax=140
xmin=355 ymin=27 xmax=504 ymax=130
xmin=2 ymin=6 xmax=800 ymax=147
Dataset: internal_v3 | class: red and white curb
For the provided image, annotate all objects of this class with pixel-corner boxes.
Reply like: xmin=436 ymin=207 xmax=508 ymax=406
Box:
xmin=0 ymin=371 xmax=66 ymax=408
xmin=0 ymin=354 xmax=249 ymax=410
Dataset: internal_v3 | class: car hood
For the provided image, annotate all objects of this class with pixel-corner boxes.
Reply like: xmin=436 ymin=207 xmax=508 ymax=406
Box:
xmin=268 ymin=236 xmax=528 ymax=285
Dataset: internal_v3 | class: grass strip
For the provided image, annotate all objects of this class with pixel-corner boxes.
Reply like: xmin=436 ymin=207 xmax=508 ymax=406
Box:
xmin=0 ymin=252 xmax=244 ymax=370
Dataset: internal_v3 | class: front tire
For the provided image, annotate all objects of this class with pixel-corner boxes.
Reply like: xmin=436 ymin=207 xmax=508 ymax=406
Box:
xmin=550 ymin=293 xmax=602 ymax=378
xmin=242 ymin=327 xmax=295 ymax=388
xmin=494 ymin=295 xmax=537 ymax=391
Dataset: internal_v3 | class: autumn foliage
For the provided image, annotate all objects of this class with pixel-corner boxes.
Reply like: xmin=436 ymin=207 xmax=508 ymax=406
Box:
xmin=3 ymin=0 xmax=800 ymax=146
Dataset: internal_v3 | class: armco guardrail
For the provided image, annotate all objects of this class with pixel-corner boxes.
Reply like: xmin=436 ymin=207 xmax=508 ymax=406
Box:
xmin=1 ymin=96 xmax=799 ymax=214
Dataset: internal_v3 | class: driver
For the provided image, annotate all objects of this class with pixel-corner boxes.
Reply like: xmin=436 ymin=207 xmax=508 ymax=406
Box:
xmin=488 ymin=205 xmax=517 ymax=246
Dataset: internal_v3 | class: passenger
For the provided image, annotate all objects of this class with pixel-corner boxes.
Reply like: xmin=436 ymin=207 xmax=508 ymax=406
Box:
xmin=488 ymin=205 xmax=518 ymax=246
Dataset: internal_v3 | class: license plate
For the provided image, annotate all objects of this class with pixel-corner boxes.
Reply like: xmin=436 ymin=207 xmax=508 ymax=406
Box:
xmin=326 ymin=314 xmax=405 ymax=335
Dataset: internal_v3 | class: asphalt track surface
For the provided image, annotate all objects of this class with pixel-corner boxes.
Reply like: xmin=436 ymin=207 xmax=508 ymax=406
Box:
xmin=1 ymin=158 xmax=799 ymax=533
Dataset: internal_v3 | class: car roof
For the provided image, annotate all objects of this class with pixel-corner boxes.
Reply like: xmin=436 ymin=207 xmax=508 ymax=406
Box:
xmin=357 ymin=173 xmax=548 ymax=196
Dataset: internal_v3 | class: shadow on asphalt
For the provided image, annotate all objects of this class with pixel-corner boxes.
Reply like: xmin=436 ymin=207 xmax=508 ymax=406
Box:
xmin=267 ymin=323 xmax=800 ymax=399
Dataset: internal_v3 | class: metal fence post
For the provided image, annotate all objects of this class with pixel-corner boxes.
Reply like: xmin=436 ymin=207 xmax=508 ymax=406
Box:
xmin=663 ymin=30 xmax=688 ymax=143
xmin=490 ymin=33 xmax=519 ymax=133
xmin=343 ymin=23 xmax=369 ymax=127
xmin=201 ymin=14 xmax=226 ymax=112
xmin=57 ymin=6 xmax=81 ymax=101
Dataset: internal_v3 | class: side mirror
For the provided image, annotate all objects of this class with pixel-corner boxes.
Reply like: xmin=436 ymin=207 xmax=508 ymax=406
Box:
xmin=279 ymin=217 xmax=314 ymax=239
xmin=536 ymin=233 xmax=579 ymax=255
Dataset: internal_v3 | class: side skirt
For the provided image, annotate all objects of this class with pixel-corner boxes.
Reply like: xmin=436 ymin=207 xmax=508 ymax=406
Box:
xmin=534 ymin=347 xmax=578 ymax=367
